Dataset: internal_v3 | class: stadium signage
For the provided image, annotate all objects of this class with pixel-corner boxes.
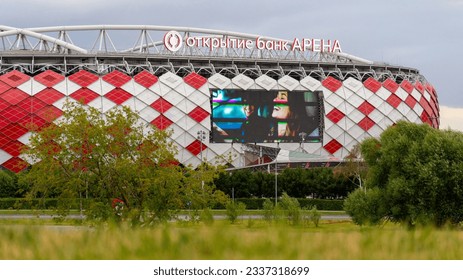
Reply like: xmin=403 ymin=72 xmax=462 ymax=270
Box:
xmin=163 ymin=31 xmax=342 ymax=53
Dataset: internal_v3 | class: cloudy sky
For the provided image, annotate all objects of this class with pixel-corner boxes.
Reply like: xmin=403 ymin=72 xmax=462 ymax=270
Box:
xmin=3 ymin=0 xmax=463 ymax=130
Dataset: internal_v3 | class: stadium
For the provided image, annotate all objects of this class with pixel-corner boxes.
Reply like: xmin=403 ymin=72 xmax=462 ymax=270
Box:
xmin=0 ymin=25 xmax=439 ymax=173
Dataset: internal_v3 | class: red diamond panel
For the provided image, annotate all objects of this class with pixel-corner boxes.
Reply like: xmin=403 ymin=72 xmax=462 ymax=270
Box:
xmin=19 ymin=115 xmax=47 ymax=131
xmin=186 ymin=139 xmax=207 ymax=156
xmin=34 ymin=70 xmax=65 ymax=87
xmin=134 ymin=71 xmax=158 ymax=88
xmin=1 ymin=88 xmax=29 ymax=105
xmin=363 ymin=77 xmax=381 ymax=93
xmin=421 ymin=111 xmax=431 ymax=125
xmin=0 ymin=81 xmax=11 ymax=94
xmin=326 ymin=108 xmax=345 ymax=123
xmin=2 ymin=106 xmax=28 ymax=122
xmin=415 ymin=81 xmax=425 ymax=94
xmin=0 ymin=133 xmax=10 ymax=147
xmin=386 ymin=94 xmax=401 ymax=108
xmin=35 ymin=88 xmax=65 ymax=105
xmin=404 ymin=95 xmax=417 ymax=109
xmin=382 ymin=79 xmax=399 ymax=93
xmin=0 ymin=117 xmax=9 ymax=130
xmin=400 ymin=80 xmax=414 ymax=94
xmin=0 ymin=70 xmax=30 ymax=87
xmin=358 ymin=116 xmax=375 ymax=131
xmin=103 ymin=70 xmax=131 ymax=87
xmin=357 ymin=101 xmax=375 ymax=115
xmin=322 ymin=76 xmax=342 ymax=93
xmin=36 ymin=106 xmax=62 ymax=122
xmin=425 ymin=84 xmax=435 ymax=97
xmin=150 ymin=98 xmax=173 ymax=113
xmin=0 ymin=99 xmax=9 ymax=112
xmin=2 ymin=157 xmax=27 ymax=173
xmin=188 ymin=106 xmax=209 ymax=122
xmin=18 ymin=97 xmax=47 ymax=113
xmin=2 ymin=123 xmax=28 ymax=140
xmin=324 ymin=139 xmax=342 ymax=155
xmin=104 ymin=88 xmax=132 ymax=105
xmin=70 ymin=88 xmax=99 ymax=104
xmin=150 ymin=115 xmax=173 ymax=130
xmin=68 ymin=70 xmax=99 ymax=87
xmin=420 ymin=97 xmax=432 ymax=116
xmin=3 ymin=140 xmax=25 ymax=157
xmin=184 ymin=72 xmax=207 ymax=90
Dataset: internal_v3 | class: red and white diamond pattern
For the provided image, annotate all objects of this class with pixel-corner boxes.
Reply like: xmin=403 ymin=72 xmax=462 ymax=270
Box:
xmin=0 ymin=69 xmax=438 ymax=172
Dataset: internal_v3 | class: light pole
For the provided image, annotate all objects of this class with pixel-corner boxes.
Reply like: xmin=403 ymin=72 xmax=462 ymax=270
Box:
xmin=197 ymin=130 xmax=207 ymax=162
xmin=275 ymin=142 xmax=279 ymax=206
xmin=197 ymin=130 xmax=207 ymax=206
xmin=299 ymin=132 xmax=307 ymax=153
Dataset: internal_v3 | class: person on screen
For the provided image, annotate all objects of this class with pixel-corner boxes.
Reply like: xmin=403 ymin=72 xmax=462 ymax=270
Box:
xmin=240 ymin=94 xmax=272 ymax=142
xmin=271 ymin=91 xmax=310 ymax=138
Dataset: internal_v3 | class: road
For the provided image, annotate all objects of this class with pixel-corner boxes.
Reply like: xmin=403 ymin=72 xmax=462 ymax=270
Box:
xmin=0 ymin=213 xmax=351 ymax=221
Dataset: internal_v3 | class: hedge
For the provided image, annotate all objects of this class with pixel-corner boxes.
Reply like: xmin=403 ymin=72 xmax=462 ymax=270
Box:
xmin=0 ymin=198 xmax=344 ymax=211
xmin=235 ymin=198 xmax=344 ymax=211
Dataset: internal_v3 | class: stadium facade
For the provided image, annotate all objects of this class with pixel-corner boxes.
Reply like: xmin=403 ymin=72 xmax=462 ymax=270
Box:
xmin=0 ymin=25 xmax=439 ymax=172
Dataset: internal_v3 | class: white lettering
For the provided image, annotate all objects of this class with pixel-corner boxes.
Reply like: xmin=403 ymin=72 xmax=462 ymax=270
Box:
xmin=291 ymin=38 xmax=302 ymax=51
xmin=245 ymin=39 xmax=253 ymax=49
xmin=333 ymin=40 xmax=342 ymax=52
xmin=312 ymin=39 xmax=321 ymax=52
xmin=167 ymin=32 xmax=342 ymax=53
xmin=321 ymin=39 xmax=331 ymax=52
xmin=256 ymin=37 xmax=265 ymax=50
xmin=302 ymin=39 xmax=312 ymax=51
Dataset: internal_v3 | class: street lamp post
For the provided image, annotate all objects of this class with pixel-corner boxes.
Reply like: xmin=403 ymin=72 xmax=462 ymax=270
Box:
xmin=197 ymin=130 xmax=207 ymax=162
xmin=299 ymin=132 xmax=307 ymax=153
xmin=275 ymin=142 xmax=279 ymax=206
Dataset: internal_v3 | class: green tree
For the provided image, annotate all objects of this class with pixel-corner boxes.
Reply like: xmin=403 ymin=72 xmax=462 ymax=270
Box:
xmin=0 ymin=170 xmax=16 ymax=198
xmin=346 ymin=121 xmax=463 ymax=227
xmin=20 ymin=102 xmax=226 ymax=225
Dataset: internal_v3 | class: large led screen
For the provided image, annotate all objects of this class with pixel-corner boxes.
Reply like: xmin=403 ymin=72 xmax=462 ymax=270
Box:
xmin=211 ymin=89 xmax=323 ymax=143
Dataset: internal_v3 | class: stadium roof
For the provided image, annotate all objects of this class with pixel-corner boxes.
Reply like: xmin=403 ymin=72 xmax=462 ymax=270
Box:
xmin=0 ymin=24 xmax=374 ymax=64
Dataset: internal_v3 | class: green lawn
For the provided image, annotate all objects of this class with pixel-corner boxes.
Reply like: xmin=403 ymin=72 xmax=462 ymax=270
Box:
xmin=0 ymin=219 xmax=462 ymax=259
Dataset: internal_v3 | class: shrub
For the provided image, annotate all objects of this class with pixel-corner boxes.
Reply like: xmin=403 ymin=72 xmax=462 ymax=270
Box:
xmin=279 ymin=192 xmax=302 ymax=226
xmin=225 ymin=201 xmax=246 ymax=224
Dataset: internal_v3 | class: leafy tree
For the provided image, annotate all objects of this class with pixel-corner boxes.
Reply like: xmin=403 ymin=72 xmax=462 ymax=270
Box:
xmin=20 ymin=101 xmax=226 ymax=225
xmin=346 ymin=121 xmax=463 ymax=227
xmin=0 ymin=170 xmax=16 ymax=198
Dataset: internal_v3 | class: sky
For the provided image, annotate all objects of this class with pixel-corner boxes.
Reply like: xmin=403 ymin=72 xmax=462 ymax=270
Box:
xmin=2 ymin=0 xmax=463 ymax=130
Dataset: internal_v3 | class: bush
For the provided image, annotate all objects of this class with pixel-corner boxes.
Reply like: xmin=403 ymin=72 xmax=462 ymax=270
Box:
xmin=279 ymin=192 xmax=302 ymax=226
xmin=262 ymin=198 xmax=274 ymax=223
xmin=225 ymin=201 xmax=246 ymax=224
xmin=343 ymin=187 xmax=386 ymax=226
xmin=309 ymin=205 xmax=321 ymax=227
xmin=200 ymin=208 xmax=214 ymax=225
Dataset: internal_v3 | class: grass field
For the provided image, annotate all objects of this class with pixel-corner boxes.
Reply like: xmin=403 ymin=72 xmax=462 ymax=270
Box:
xmin=0 ymin=218 xmax=462 ymax=260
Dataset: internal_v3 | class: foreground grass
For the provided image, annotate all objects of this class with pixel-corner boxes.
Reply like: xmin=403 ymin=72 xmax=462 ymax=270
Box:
xmin=0 ymin=220 xmax=462 ymax=260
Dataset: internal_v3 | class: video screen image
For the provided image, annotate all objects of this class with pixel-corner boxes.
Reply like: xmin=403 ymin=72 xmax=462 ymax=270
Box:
xmin=211 ymin=89 xmax=322 ymax=143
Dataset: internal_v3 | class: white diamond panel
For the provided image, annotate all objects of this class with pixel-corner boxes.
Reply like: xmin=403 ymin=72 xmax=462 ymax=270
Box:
xmin=395 ymin=88 xmax=408 ymax=101
xmin=232 ymin=74 xmax=254 ymax=90
xmin=278 ymin=75 xmax=299 ymax=91
xmin=137 ymin=89 xmax=159 ymax=105
xmin=255 ymin=74 xmax=277 ymax=91
xmin=0 ymin=149 xmax=12 ymax=165
xmin=300 ymin=76 xmax=321 ymax=91
xmin=159 ymin=72 xmax=183 ymax=89
xmin=164 ymin=106 xmax=184 ymax=123
xmin=376 ymin=88 xmax=392 ymax=101
xmin=208 ymin=73 xmax=231 ymax=89
xmin=139 ymin=106 xmax=159 ymax=123
xmin=411 ymin=89 xmax=421 ymax=101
